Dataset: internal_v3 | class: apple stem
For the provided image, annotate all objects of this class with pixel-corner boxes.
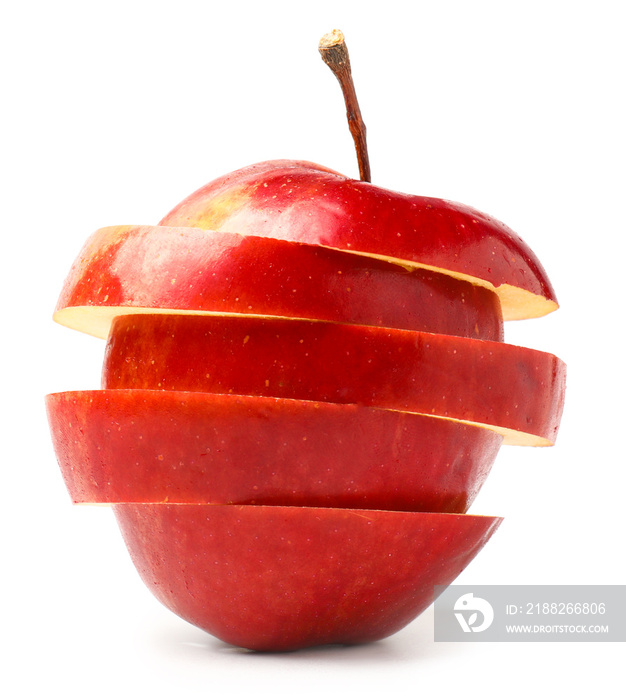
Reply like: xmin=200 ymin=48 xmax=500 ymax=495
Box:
xmin=319 ymin=30 xmax=371 ymax=183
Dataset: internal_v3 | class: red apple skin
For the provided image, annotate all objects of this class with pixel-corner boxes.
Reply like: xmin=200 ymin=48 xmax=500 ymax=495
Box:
xmin=53 ymin=225 xmax=503 ymax=341
xmin=158 ymin=160 xmax=558 ymax=320
xmin=102 ymin=314 xmax=566 ymax=446
xmin=45 ymin=389 xmax=502 ymax=512
xmin=113 ymin=504 xmax=502 ymax=651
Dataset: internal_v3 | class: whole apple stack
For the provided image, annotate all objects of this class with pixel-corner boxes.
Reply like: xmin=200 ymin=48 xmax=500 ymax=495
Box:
xmin=46 ymin=30 xmax=566 ymax=652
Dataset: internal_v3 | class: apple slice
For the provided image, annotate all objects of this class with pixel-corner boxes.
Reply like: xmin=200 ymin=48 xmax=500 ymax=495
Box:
xmin=102 ymin=314 xmax=566 ymax=446
xmin=45 ymin=389 xmax=502 ymax=512
xmin=159 ymin=160 xmax=557 ymax=320
xmin=113 ymin=503 xmax=502 ymax=651
xmin=53 ymin=224 xmax=503 ymax=341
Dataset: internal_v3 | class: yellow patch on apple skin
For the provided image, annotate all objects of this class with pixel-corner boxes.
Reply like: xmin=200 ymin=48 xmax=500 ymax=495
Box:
xmin=170 ymin=184 xmax=252 ymax=231
xmin=73 ymin=225 xmax=134 ymax=265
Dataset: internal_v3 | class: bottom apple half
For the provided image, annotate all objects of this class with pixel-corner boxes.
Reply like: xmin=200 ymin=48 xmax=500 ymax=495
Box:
xmin=114 ymin=503 xmax=502 ymax=651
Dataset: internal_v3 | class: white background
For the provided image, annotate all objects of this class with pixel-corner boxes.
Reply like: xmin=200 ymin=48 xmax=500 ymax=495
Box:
xmin=2 ymin=1 xmax=624 ymax=698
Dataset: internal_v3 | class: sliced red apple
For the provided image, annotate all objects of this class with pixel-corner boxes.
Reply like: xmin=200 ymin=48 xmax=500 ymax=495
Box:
xmin=53 ymin=224 xmax=503 ymax=341
xmin=159 ymin=160 xmax=557 ymax=320
xmin=45 ymin=389 xmax=502 ymax=512
xmin=113 ymin=503 xmax=502 ymax=651
xmin=102 ymin=314 xmax=566 ymax=446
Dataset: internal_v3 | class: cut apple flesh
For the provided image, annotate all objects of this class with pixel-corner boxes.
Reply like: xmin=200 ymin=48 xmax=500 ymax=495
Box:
xmin=159 ymin=160 xmax=558 ymax=320
xmin=102 ymin=314 xmax=566 ymax=446
xmin=53 ymin=225 xmax=503 ymax=341
xmin=46 ymin=389 xmax=502 ymax=512
xmin=113 ymin=503 xmax=502 ymax=651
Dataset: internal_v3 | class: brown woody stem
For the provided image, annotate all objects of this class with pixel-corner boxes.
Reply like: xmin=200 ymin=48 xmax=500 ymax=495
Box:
xmin=319 ymin=30 xmax=371 ymax=183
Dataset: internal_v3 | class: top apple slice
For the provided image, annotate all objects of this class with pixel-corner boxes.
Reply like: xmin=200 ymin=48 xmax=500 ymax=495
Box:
xmin=159 ymin=160 xmax=558 ymax=320
xmin=53 ymin=224 xmax=503 ymax=341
